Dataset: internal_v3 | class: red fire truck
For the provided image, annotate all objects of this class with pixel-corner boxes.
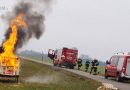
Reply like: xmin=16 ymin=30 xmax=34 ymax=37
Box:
xmin=105 ymin=53 xmax=130 ymax=82
xmin=48 ymin=47 xmax=78 ymax=69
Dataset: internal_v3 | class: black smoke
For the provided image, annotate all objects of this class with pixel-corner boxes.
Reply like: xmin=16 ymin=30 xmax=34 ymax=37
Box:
xmin=0 ymin=0 xmax=53 ymax=53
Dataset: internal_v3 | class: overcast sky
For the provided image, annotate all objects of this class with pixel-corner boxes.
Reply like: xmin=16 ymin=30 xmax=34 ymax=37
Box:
xmin=0 ymin=0 xmax=130 ymax=61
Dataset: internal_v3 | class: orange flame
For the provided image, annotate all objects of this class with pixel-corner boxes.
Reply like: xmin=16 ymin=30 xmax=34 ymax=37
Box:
xmin=0 ymin=13 xmax=26 ymax=67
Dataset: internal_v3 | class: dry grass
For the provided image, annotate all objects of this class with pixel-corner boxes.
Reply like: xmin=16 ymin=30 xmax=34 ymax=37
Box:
xmin=0 ymin=59 xmax=101 ymax=90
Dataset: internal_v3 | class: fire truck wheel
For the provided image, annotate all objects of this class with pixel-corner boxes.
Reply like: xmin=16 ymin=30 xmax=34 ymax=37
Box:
xmin=116 ymin=74 xmax=121 ymax=82
xmin=70 ymin=65 xmax=74 ymax=69
xmin=53 ymin=64 xmax=57 ymax=66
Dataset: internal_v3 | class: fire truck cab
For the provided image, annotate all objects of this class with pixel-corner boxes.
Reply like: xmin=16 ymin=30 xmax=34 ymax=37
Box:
xmin=105 ymin=53 xmax=130 ymax=82
xmin=48 ymin=47 xmax=78 ymax=69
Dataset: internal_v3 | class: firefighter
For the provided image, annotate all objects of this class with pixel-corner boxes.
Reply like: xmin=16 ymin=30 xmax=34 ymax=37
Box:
xmin=77 ymin=58 xmax=82 ymax=70
xmin=90 ymin=58 xmax=99 ymax=75
xmin=85 ymin=60 xmax=90 ymax=72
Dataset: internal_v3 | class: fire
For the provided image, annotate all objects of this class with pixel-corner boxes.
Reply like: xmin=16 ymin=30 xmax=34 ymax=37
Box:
xmin=0 ymin=13 xmax=26 ymax=68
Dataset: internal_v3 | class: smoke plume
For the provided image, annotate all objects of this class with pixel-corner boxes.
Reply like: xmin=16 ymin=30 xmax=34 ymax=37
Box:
xmin=0 ymin=0 xmax=55 ymax=53
xmin=25 ymin=75 xmax=60 ymax=84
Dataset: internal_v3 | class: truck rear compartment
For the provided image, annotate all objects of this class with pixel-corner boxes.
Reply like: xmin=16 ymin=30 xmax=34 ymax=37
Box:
xmin=0 ymin=57 xmax=20 ymax=83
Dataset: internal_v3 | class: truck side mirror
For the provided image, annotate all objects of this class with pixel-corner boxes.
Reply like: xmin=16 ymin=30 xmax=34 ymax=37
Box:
xmin=106 ymin=60 xmax=110 ymax=64
xmin=48 ymin=49 xmax=55 ymax=60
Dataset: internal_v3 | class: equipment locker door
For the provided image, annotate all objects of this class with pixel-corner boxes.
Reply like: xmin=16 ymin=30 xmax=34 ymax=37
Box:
xmin=126 ymin=58 xmax=130 ymax=76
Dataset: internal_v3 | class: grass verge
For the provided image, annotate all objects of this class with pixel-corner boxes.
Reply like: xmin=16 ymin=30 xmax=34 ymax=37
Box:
xmin=21 ymin=56 xmax=105 ymax=75
xmin=0 ymin=59 xmax=101 ymax=90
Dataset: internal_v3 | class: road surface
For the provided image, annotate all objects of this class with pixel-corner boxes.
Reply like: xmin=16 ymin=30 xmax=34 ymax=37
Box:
xmin=20 ymin=57 xmax=130 ymax=90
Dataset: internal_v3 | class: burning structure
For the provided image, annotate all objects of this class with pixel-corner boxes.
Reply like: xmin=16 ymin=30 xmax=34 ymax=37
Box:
xmin=0 ymin=0 xmax=53 ymax=82
xmin=0 ymin=13 xmax=26 ymax=82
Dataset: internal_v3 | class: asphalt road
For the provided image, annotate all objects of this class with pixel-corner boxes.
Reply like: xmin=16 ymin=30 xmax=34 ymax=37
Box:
xmin=20 ymin=57 xmax=130 ymax=90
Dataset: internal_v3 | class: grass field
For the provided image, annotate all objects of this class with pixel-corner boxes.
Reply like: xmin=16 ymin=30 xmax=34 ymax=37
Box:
xmin=22 ymin=55 xmax=53 ymax=64
xmin=0 ymin=59 xmax=101 ymax=90
xmin=22 ymin=55 xmax=105 ymax=75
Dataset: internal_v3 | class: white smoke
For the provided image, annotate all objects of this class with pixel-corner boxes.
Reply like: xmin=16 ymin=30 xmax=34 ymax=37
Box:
xmin=25 ymin=75 xmax=60 ymax=84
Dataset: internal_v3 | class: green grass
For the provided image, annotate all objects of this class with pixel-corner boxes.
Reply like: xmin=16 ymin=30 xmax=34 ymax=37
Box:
xmin=23 ymin=55 xmax=105 ymax=75
xmin=0 ymin=59 xmax=101 ymax=90
xmin=75 ymin=64 xmax=105 ymax=76
xmin=22 ymin=55 xmax=53 ymax=64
